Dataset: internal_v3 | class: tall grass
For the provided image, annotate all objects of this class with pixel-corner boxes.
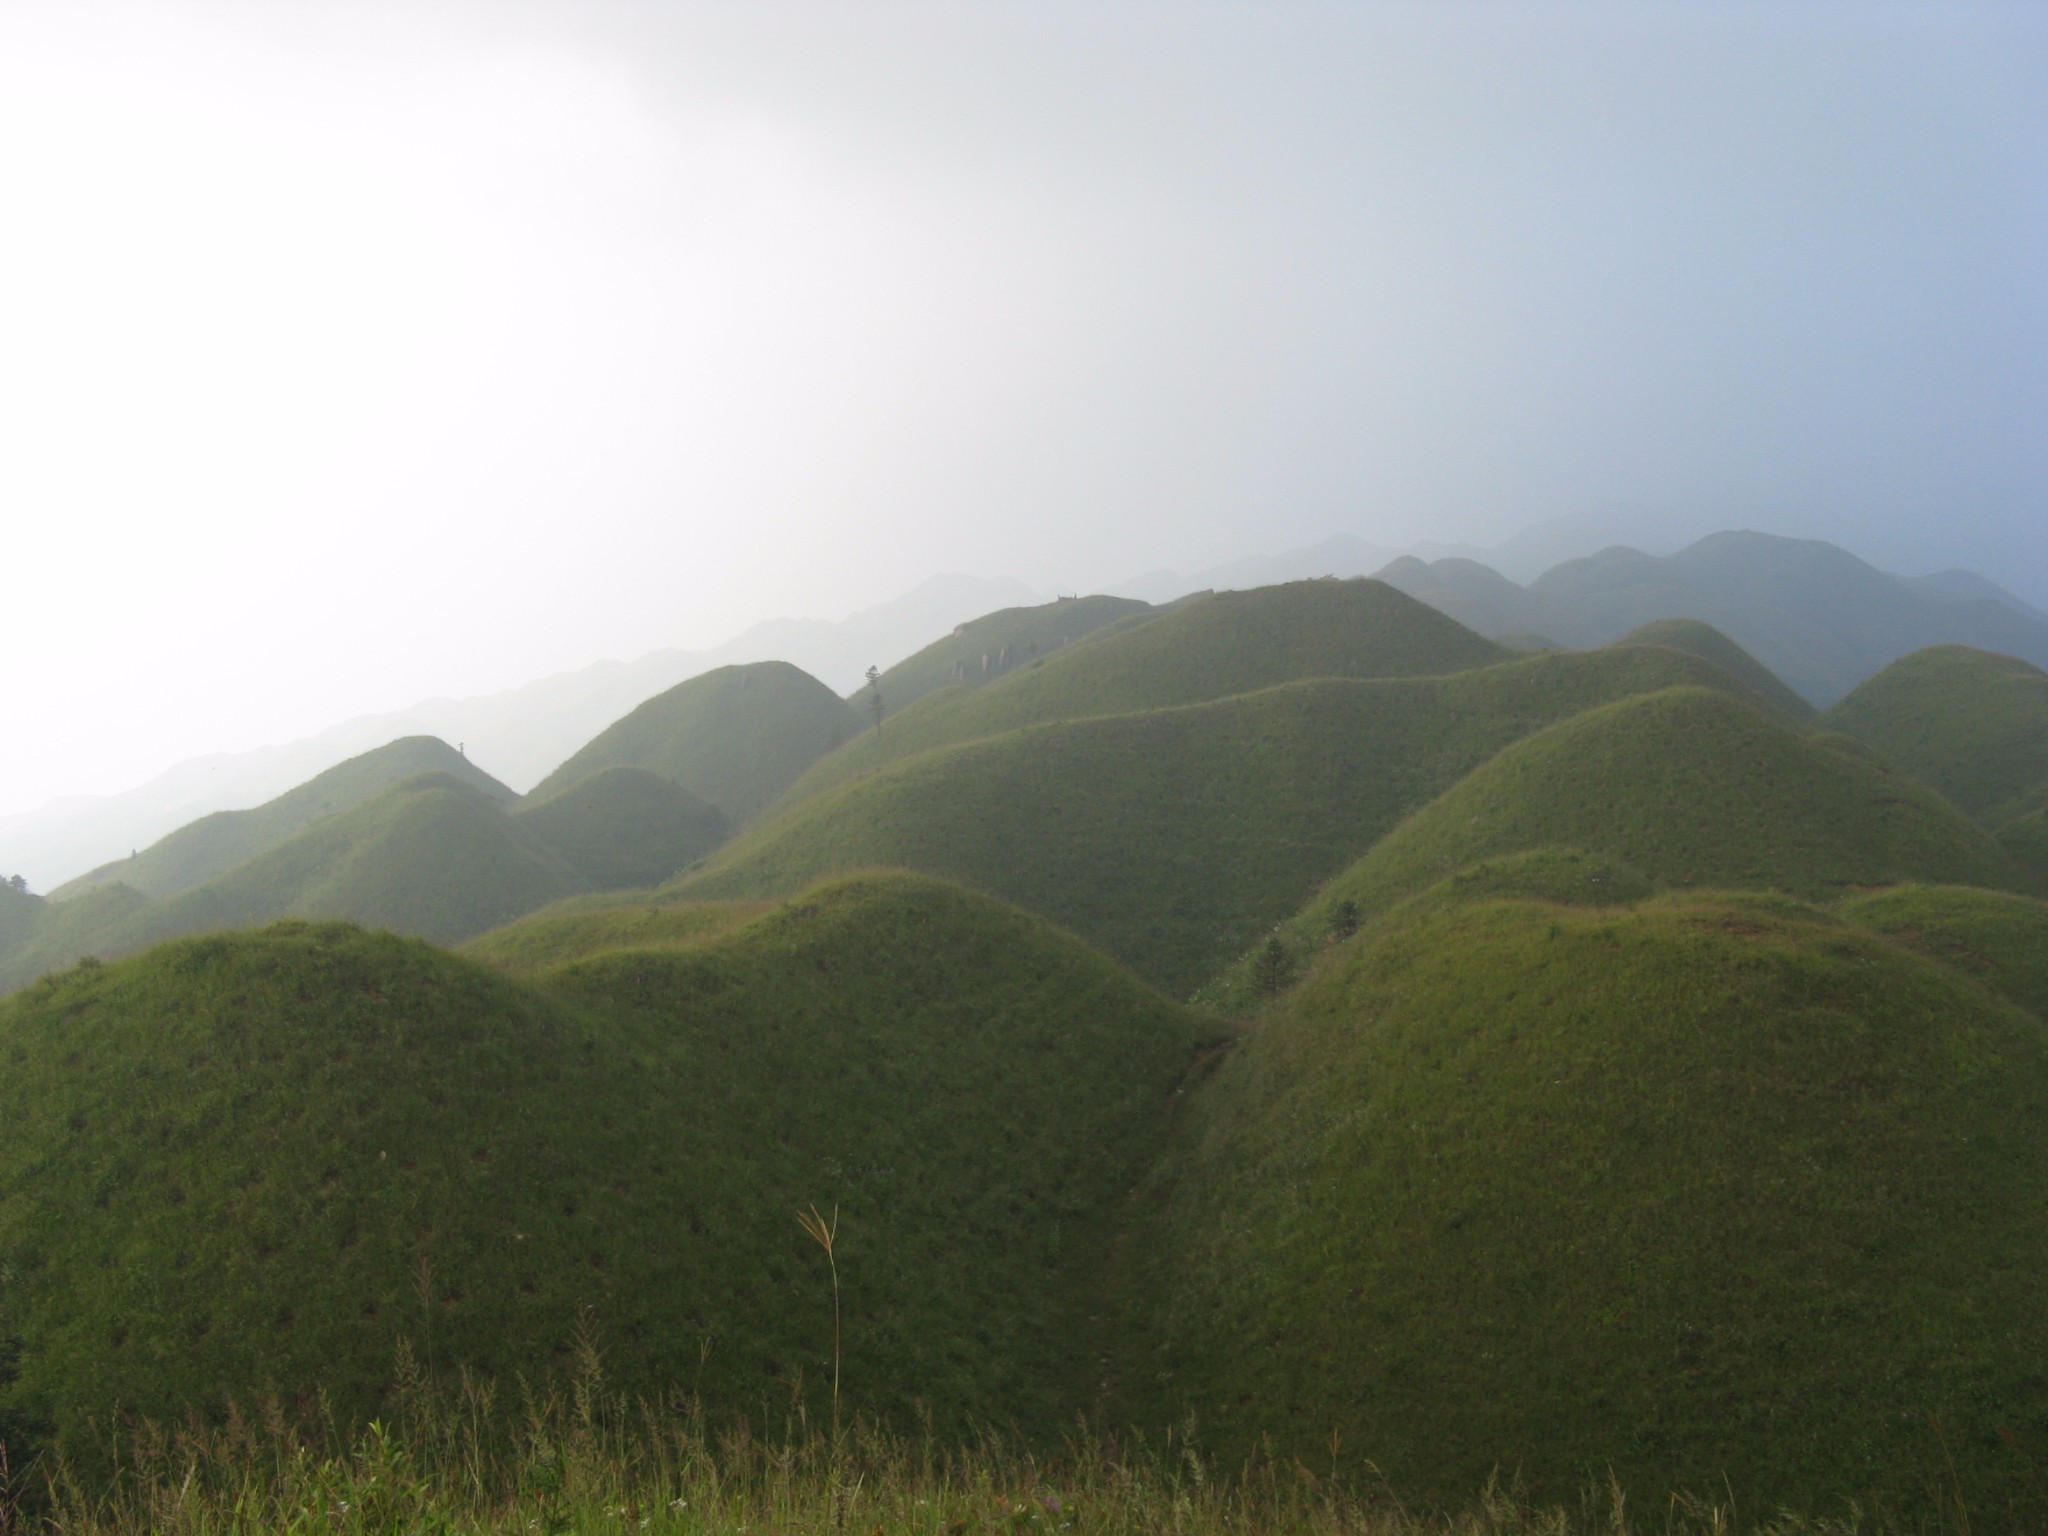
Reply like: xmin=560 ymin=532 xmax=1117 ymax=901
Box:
xmin=12 ymin=1351 xmax=1945 ymax=1535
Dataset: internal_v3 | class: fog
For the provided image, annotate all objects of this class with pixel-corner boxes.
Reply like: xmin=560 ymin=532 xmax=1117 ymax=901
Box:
xmin=2 ymin=1 xmax=2042 ymax=817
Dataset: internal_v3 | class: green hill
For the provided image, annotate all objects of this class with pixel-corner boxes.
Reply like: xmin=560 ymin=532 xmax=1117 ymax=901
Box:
xmin=0 ymin=883 xmax=154 ymax=997
xmin=531 ymin=660 xmax=862 ymax=823
xmin=777 ymin=579 xmax=1513 ymax=812
xmin=51 ymin=737 xmax=513 ymax=902
xmin=1114 ymin=889 xmax=2048 ymax=1517
xmin=1239 ymin=686 xmax=2024 ymax=985
xmin=123 ymin=774 xmax=588 ymax=950
xmin=0 ymin=874 xmax=1210 ymax=1465
xmin=1820 ymin=645 xmax=2048 ymax=825
xmin=868 ymin=593 xmax=1153 ymax=714
xmin=1840 ymin=883 xmax=2048 ymax=1020
xmin=512 ymin=766 xmax=728 ymax=889
xmin=461 ymin=893 xmax=770 ymax=975
xmin=2000 ymin=806 xmax=2048 ymax=888
xmin=672 ymin=646 xmax=1773 ymax=996
xmin=1613 ymin=618 xmax=1815 ymax=719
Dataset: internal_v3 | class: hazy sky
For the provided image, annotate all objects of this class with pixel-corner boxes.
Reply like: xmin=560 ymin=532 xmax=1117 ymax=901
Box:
xmin=2 ymin=1 xmax=2043 ymax=816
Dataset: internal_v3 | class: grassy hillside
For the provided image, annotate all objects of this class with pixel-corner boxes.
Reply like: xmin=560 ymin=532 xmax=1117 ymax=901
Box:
xmin=0 ymin=883 xmax=154 ymax=996
xmin=1114 ymin=890 xmax=2048 ymax=1518
xmin=1820 ymin=645 xmax=2048 ymax=825
xmin=122 ymin=774 xmax=589 ymax=950
xmin=673 ymin=646 xmax=1771 ymax=996
xmin=461 ymin=894 xmax=769 ymax=975
xmin=1614 ymin=618 xmax=1815 ymax=719
xmin=51 ymin=737 xmax=514 ymax=902
xmin=1236 ymin=686 xmax=2024 ymax=984
xmin=512 ymin=766 xmax=728 ymax=889
xmin=1840 ymin=883 xmax=2048 ymax=1020
xmin=869 ymin=593 xmax=1153 ymax=714
xmin=777 ymin=580 xmax=1512 ymax=812
xmin=0 ymin=874 xmax=1210 ymax=1466
xmin=531 ymin=661 xmax=863 ymax=823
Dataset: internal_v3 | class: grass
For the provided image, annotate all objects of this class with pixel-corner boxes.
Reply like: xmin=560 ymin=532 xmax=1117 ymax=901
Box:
xmin=12 ymin=1371 xmax=1975 ymax=1535
xmin=1114 ymin=887 xmax=2048 ymax=1520
xmin=51 ymin=738 xmax=513 ymax=903
xmin=774 ymin=579 xmax=1512 ymax=814
xmin=669 ymin=647 xmax=1851 ymax=997
xmin=0 ymin=874 xmax=1211 ymax=1469
xmin=530 ymin=661 xmax=863 ymax=824
xmin=1208 ymin=686 xmax=2030 ymax=1007
xmin=1838 ymin=884 xmax=2048 ymax=1020
xmin=1820 ymin=646 xmax=2048 ymax=825
xmin=510 ymin=767 xmax=729 ymax=890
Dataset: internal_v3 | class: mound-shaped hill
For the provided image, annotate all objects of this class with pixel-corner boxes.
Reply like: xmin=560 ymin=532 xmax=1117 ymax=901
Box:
xmin=1820 ymin=646 xmax=2048 ymax=825
xmin=531 ymin=661 xmax=862 ymax=824
xmin=52 ymin=737 xmax=513 ymax=902
xmin=775 ymin=579 xmax=1513 ymax=813
xmin=2000 ymin=807 xmax=2048 ymax=889
xmin=672 ymin=645 xmax=1771 ymax=996
xmin=1840 ymin=884 xmax=2048 ymax=1021
xmin=1613 ymin=618 xmax=1813 ymax=719
xmin=1257 ymin=687 xmax=2022 ymax=961
xmin=0 ymin=883 xmax=154 ymax=997
xmin=512 ymin=766 xmax=728 ymax=889
xmin=0 ymin=875 xmax=1207 ymax=1464
xmin=869 ymin=593 xmax=1153 ymax=714
xmin=1113 ymin=892 xmax=2048 ymax=1516
xmin=123 ymin=774 xmax=588 ymax=949
xmin=461 ymin=894 xmax=770 ymax=975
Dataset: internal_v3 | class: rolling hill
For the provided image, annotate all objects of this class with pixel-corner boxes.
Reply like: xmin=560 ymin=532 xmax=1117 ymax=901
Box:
xmin=1114 ymin=888 xmax=2048 ymax=1516
xmin=1820 ymin=645 xmax=2048 ymax=826
xmin=867 ymin=592 xmax=1153 ymax=714
xmin=671 ymin=645 xmax=1777 ymax=995
xmin=1612 ymin=618 xmax=1815 ymax=719
xmin=50 ymin=737 xmax=514 ymax=902
xmin=530 ymin=660 xmax=863 ymax=823
xmin=1839 ymin=883 xmax=2048 ymax=1021
xmin=0 ymin=874 xmax=1212 ymax=1467
xmin=511 ymin=766 xmax=728 ymax=889
xmin=773 ymin=579 xmax=1513 ymax=812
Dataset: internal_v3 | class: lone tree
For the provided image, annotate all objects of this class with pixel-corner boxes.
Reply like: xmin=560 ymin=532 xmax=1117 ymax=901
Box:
xmin=864 ymin=664 xmax=884 ymax=736
xmin=1330 ymin=898 xmax=1360 ymax=943
xmin=1254 ymin=936 xmax=1296 ymax=998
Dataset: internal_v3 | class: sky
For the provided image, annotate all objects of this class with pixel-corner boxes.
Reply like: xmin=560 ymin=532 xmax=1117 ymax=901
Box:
xmin=1 ymin=0 xmax=2043 ymax=817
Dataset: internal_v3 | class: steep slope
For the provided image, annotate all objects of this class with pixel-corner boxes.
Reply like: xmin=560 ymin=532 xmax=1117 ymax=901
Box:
xmin=1114 ymin=891 xmax=2048 ymax=1517
xmin=777 ymin=579 xmax=1512 ymax=811
xmin=672 ymin=646 xmax=1767 ymax=996
xmin=1820 ymin=646 xmax=2048 ymax=825
xmin=51 ymin=737 xmax=514 ymax=902
xmin=1262 ymin=686 xmax=2022 ymax=952
xmin=1613 ymin=618 xmax=1814 ymax=719
xmin=867 ymin=593 xmax=1153 ymax=714
xmin=512 ymin=766 xmax=729 ymax=889
xmin=0 ymin=875 xmax=1208 ymax=1463
xmin=531 ymin=660 xmax=862 ymax=823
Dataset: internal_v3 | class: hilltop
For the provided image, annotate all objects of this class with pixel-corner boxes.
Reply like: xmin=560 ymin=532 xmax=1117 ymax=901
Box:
xmin=51 ymin=737 xmax=513 ymax=902
xmin=866 ymin=592 xmax=1153 ymax=714
xmin=1820 ymin=645 xmax=2048 ymax=826
xmin=775 ymin=579 xmax=1511 ymax=811
xmin=1207 ymin=685 xmax=2026 ymax=1007
xmin=672 ymin=645 xmax=1775 ymax=995
xmin=1115 ymin=888 xmax=2048 ymax=1516
xmin=1612 ymin=618 xmax=1815 ymax=719
xmin=0 ymin=874 xmax=1211 ymax=1464
xmin=509 ymin=766 xmax=728 ymax=889
xmin=531 ymin=660 xmax=862 ymax=823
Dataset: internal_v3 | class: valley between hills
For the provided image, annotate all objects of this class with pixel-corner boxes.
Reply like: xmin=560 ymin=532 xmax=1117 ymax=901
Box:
xmin=5 ymin=531 xmax=2048 ymax=1526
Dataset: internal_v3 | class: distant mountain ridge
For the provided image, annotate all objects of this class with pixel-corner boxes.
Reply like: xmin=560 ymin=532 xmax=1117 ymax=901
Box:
xmin=1373 ymin=531 xmax=2048 ymax=705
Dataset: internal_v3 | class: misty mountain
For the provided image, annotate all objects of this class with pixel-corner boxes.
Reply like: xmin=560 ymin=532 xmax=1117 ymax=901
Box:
xmin=0 ymin=573 xmax=1034 ymax=892
xmin=1374 ymin=532 xmax=2048 ymax=705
